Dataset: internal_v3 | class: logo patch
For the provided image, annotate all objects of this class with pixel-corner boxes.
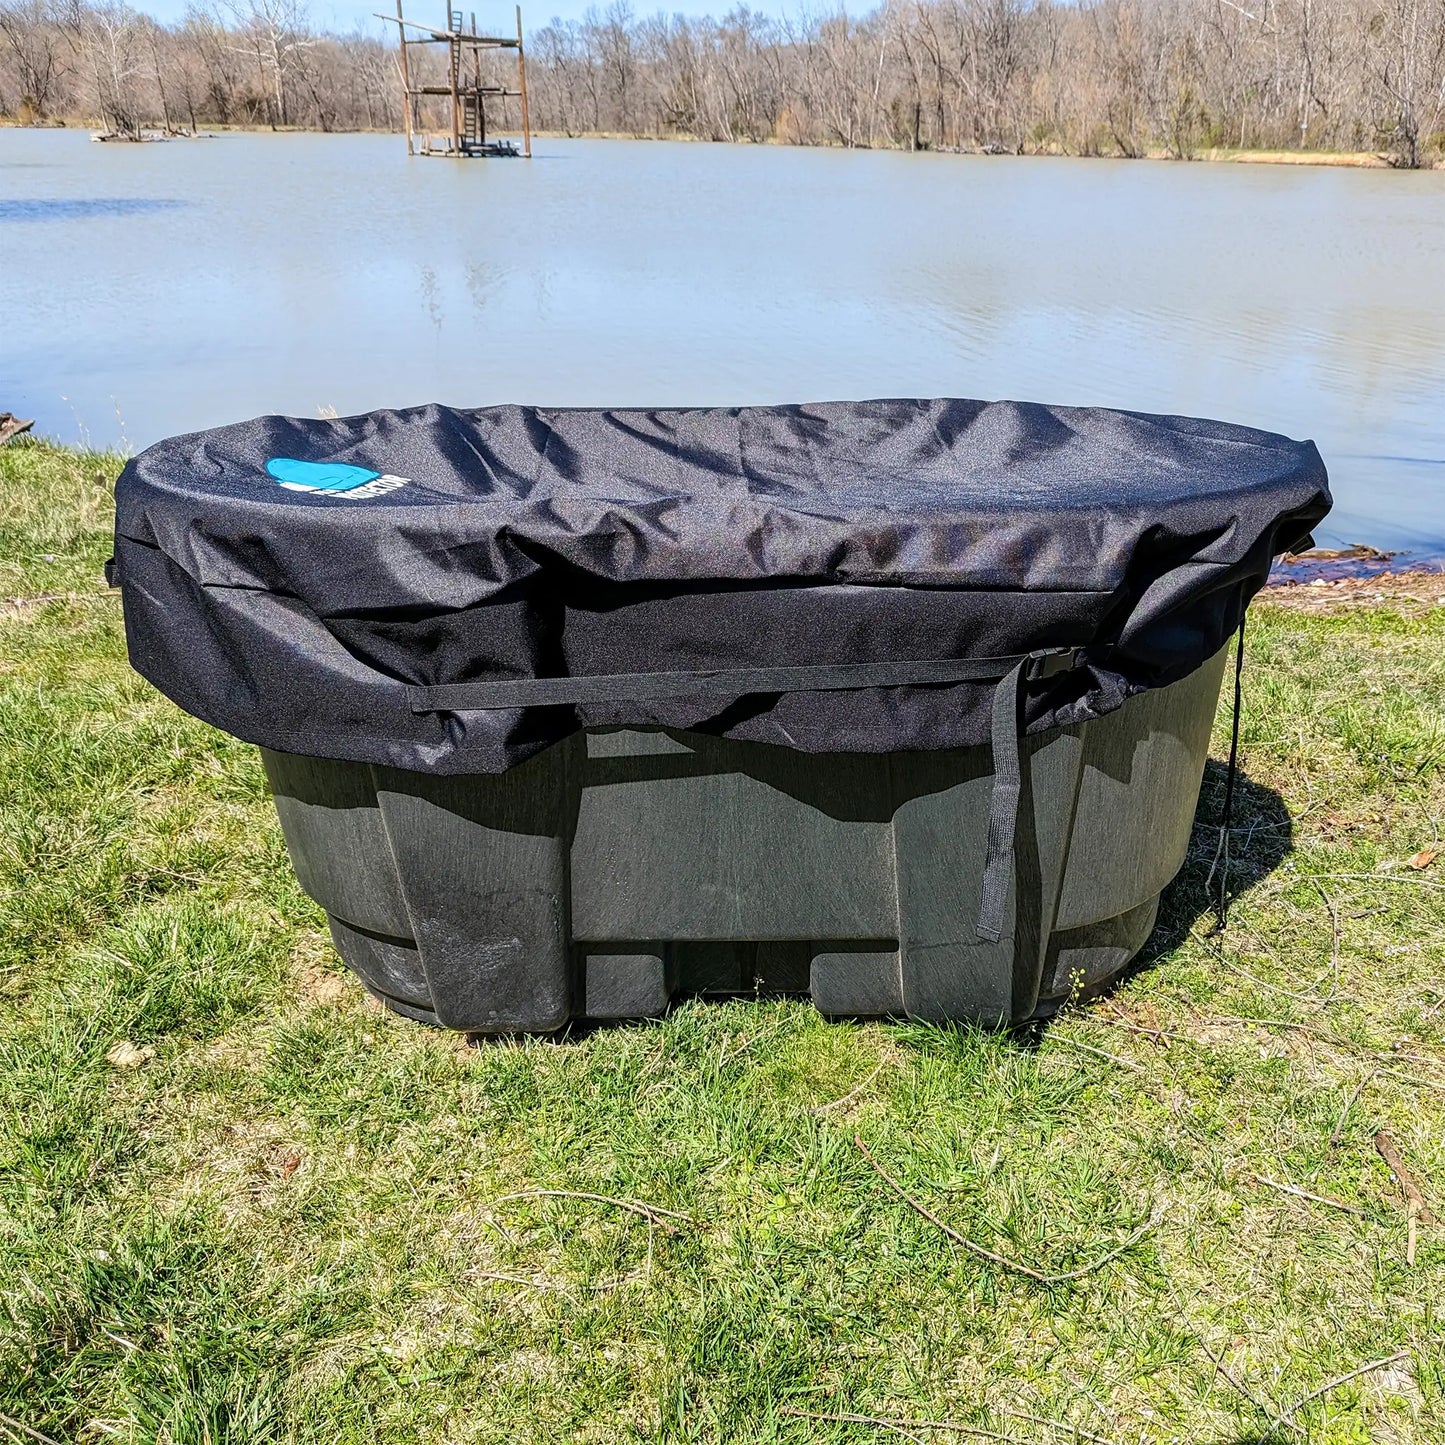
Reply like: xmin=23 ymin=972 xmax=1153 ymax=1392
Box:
xmin=265 ymin=457 xmax=409 ymax=499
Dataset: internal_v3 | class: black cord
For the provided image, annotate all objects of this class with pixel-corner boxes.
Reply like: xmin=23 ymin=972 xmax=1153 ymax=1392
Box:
xmin=1208 ymin=618 xmax=1247 ymax=932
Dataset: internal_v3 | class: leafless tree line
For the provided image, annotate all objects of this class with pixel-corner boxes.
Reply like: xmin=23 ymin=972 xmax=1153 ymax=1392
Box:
xmin=2 ymin=0 xmax=1442 ymax=165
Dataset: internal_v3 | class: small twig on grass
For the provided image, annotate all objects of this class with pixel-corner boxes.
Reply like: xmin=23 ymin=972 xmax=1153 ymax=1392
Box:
xmin=1044 ymin=1033 xmax=1150 ymax=1076
xmin=1093 ymin=1007 xmax=1184 ymax=1046
xmin=853 ymin=1135 xmax=1157 ymax=1285
xmin=1376 ymin=1068 xmax=1445 ymax=1096
xmin=779 ymin=1406 xmax=1025 ymax=1445
xmin=0 ymin=1413 xmax=63 ymax=1445
xmin=1006 ymin=1407 xmax=1120 ymax=1445
xmin=471 ymin=1270 xmax=582 ymax=1302
xmin=1375 ymin=1129 xmax=1434 ymax=1263
xmin=487 ymin=1189 xmax=695 ymax=1234
xmin=1314 ymin=883 xmax=1343 ymax=995
xmin=1252 ymin=1175 xmax=1369 ymax=1217
xmin=1159 ymin=1271 xmax=1304 ymax=1439
xmin=1311 ymin=871 xmax=1445 ymax=892
xmin=810 ymin=1059 xmax=888 ymax=1114
xmin=1215 ymin=950 xmax=1334 ymax=1005
xmin=1209 ymin=1015 xmax=1343 ymax=1045
xmin=1330 ymin=1069 xmax=1378 ymax=1146
xmin=1375 ymin=1131 xmax=1434 ymax=1222
xmin=1283 ymin=1349 xmax=1411 ymax=1419
xmin=1188 ymin=1322 xmax=1304 ymax=1439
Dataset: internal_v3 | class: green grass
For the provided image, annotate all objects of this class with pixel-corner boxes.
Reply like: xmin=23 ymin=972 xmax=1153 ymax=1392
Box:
xmin=2 ymin=438 xmax=1443 ymax=1443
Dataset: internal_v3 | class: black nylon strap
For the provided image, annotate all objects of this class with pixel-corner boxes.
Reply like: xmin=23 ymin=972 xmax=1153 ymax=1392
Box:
xmin=976 ymin=658 xmax=1028 ymax=944
xmin=410 ymin=646 xmax=1084 ymax=949
xmin=407 ymin=652 xmax=1068 ymax=714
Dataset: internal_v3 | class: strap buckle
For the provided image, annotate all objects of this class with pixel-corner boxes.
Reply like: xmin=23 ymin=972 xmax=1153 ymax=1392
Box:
xmin=1024 ymin=646 xmax=1084 ymax=682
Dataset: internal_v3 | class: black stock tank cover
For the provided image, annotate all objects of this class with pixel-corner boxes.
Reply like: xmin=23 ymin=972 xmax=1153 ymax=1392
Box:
xmin=112 ymin=399 xmax=1330 ymax=774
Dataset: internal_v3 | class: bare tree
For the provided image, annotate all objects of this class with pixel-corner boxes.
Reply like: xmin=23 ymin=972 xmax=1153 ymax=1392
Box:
xmin=1 ymin=0 xmax=1441 ymax=165
xmin=1362 ymin=0 xmax=1445 ymax=164
xmin=0 ymin=0 xmax=67 ymax=117
xmin=226 ymin=0 xmax=312 ymax=127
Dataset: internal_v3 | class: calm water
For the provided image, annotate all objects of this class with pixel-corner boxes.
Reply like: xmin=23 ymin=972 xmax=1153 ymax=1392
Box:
xmin=3 ymin=129 xmax=1444 ymax=557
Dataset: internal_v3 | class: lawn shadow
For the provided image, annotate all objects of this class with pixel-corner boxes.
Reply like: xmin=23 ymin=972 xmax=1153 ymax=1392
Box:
xmin=1038 ymin=759 xmax=1294 ymax=1021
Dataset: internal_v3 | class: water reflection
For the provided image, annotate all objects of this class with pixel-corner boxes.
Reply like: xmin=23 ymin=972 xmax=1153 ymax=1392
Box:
xmin=0 ymin=197 xmax=184 ymax=221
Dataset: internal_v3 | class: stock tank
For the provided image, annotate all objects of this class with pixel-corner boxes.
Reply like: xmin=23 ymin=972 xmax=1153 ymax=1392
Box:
xmin=111 ymin=399 xmax=1329 ymax=1030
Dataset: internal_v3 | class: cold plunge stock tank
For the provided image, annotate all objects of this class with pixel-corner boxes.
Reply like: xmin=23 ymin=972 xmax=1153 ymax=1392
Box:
xmin=111 ymin=399 xmax=1330 ymax=1032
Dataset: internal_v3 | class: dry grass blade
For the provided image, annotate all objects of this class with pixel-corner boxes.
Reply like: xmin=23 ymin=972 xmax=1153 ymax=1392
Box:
xmin=1284 ymin=1349 xmax=1411 ymax=1418
xmin=1313 ymin=872 xmax=1445 ymax=892
xmin=1253 ymin=1175 xmax=1369 ymax=1217
xmin=0 ymin=1413 xmax=63 ymax=1445
xmin=1044 ymin=1033 xmax=1149 ymax=1076
xmin=810 ymin=1059 xmax=888 ymax=1114
xmin=1314 ymin=883 xmax=1342 ymax=994
xmin=778 ymin=1406 xmax=1026 ymax=1444
xmin=487 ymin=1189 xmax=695 ymax=1233
xmin=1376 ymin=1068 xmax=1445 ymax=1096
xmin=1330 ymin=1068 xmax=1377 ymax=1146
xmin=854 ymin=1135 xmax=1158 ymax=1285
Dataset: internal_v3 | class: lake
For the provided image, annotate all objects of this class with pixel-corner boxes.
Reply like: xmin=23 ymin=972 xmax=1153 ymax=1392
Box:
xmin=3 ymin=129 xmax=1443 ymax=559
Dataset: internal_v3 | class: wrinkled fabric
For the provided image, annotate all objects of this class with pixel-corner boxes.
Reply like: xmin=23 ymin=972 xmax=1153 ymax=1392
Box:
xmin=112 ymin=399 xmax=1330 ymax=773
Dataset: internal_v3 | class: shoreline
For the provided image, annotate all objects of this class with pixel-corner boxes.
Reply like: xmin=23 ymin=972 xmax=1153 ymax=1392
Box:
xmin=0 ymin=118 xmax=1428 ymax=170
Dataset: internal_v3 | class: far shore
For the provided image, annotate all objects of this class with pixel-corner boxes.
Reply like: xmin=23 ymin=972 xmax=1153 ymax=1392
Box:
xmin=1 ymin=116 xmax=1430 ymax=169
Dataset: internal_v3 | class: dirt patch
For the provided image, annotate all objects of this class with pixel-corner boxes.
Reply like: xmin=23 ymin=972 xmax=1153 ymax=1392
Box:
xmin=1260 ymin=570 xmax=1445 ymax=616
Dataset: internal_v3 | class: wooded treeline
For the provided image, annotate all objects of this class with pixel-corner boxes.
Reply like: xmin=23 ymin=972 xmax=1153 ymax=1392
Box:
xmin=3 ymin=0 xmax=1443 ymax=165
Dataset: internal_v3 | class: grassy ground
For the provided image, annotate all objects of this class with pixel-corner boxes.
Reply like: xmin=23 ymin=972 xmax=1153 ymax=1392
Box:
xmin=2 ymin=438 xmax=1443 ymax=1445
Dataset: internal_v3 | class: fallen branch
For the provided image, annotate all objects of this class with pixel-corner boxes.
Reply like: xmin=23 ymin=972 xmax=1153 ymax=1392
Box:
xmin=854 ymin=1135 xmax=1157 ymax=1285
xmin=487 ymin=1189 xmax=695 ymax=1234
xmin=1375 ymin=1129 xmax=1434 ymax=1262
xmin=1253 ymin=1175 xmax=1369 ymax=1217
xmin=1284 ymin=1349 xmax=1410 ymax=1418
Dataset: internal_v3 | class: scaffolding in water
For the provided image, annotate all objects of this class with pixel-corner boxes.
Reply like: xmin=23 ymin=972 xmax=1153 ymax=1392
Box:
xmin=381 ymin=2 xmax=531 ymax=158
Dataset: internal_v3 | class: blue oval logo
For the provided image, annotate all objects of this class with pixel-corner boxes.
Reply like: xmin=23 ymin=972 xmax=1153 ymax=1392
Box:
xmin=265 ymin=457 xmax=409 ymax=499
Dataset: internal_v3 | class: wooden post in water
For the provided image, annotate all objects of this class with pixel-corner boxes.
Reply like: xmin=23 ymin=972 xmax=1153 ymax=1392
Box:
xmin=448 ymin=8 xmax=462 ymax=156
xmin=516 ymin=5 xmax=531 ymax=158
xmin=395 ymin=0 xmax=414 ymax=154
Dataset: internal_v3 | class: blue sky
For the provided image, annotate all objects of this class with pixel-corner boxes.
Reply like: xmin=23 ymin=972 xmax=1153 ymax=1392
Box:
xmin=130 ymin=0 xmax=785 ymax=35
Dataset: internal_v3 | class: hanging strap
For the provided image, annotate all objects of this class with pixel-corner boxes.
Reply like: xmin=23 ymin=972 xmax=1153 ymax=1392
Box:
xmin=975 ymin=655 xmax=1030 ymax=944
xmin=1207 ymin=618 xmax=1248 ymax=932
xmin=408 ymin=645 xmax=1085 ymax=943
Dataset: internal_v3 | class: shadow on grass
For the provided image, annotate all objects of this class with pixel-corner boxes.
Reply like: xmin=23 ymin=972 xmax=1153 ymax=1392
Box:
xmin=1028 ymin=757 xmax=1300 ymax=1028
xmin=1092 ymin=759 xmax=1294 ymax=1006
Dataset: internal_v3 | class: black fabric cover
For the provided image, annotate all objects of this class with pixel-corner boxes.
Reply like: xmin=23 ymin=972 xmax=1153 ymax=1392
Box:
xmin=112 ymin=399 xmax=1330 ymax=774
